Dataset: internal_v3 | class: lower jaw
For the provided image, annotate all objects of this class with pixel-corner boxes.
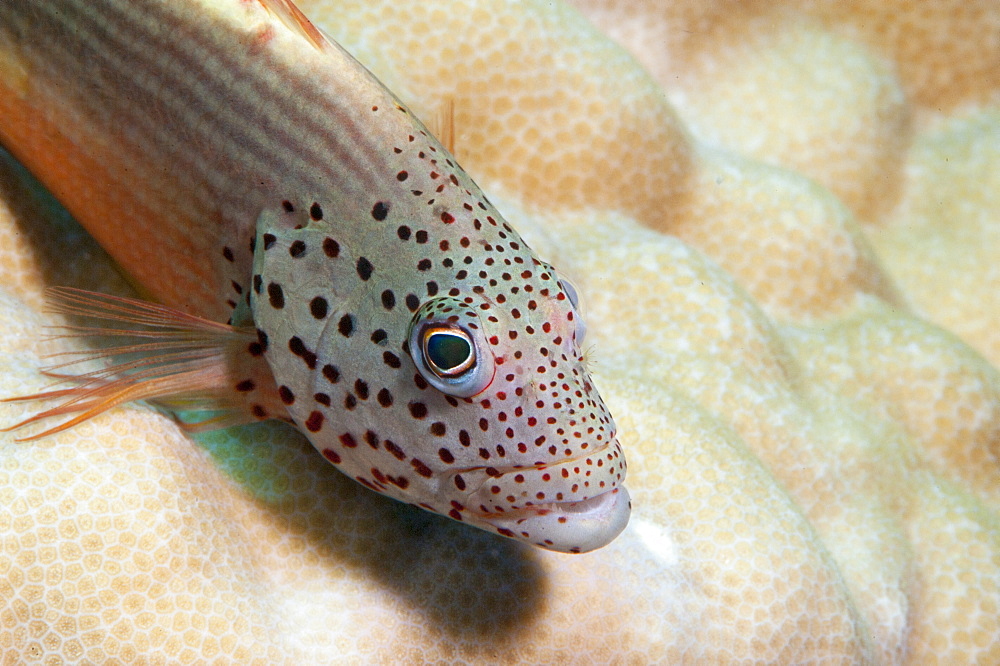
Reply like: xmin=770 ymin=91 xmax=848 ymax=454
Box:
xmin=474 ymin=485 xmax=632 ymax=553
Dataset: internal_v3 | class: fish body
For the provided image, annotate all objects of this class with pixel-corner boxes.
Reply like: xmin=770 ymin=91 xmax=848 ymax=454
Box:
xmin=0 ymin=0 xmax=629 ymax=552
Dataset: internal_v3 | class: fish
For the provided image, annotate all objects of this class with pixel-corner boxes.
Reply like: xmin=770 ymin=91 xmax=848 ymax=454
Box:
xmin=0 ymin=0 xmax=630 ymax=553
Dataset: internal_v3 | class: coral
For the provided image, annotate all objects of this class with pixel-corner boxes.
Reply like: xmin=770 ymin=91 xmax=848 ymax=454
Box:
xmin=0 ymin=0 xmax=997 ymax=661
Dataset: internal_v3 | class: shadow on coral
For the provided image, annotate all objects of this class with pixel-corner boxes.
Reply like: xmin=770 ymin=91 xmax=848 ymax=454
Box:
xmin=198 ymin=420 xmax=548 ymax=641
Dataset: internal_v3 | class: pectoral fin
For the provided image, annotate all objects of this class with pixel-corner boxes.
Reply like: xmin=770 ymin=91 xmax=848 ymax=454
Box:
xmin=3 ymin=287 xmax=287 ymax=440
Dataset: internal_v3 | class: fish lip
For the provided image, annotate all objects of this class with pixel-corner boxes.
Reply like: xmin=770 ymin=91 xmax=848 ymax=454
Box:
xmin=473 ymin=486 xmax=619 ymax=520
xmin=475 ymin=485 xmax=632 ymax=553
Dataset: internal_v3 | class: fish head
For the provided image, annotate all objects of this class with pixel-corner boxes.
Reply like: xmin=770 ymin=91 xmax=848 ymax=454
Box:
xmin=404 ymin=271 xmax=630 ymax=552
xmin=250 ymin=194 xmax=629 ymax=553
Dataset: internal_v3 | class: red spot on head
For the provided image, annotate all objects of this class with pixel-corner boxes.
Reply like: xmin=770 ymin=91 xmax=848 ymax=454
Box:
xmin=305 ymin=410 xmax=325 ymax=432
xmin=411 ymin=458 xmax=433 ymax=478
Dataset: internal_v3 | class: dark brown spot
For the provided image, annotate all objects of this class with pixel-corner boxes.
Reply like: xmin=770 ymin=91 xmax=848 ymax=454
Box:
xmin=430 ymin=422 xmax=446 ymax=437
xmin=235 ymin=379 xmax=255 ymax=392
xmin=411 ymin=459 xmax=433 ymax=478
xmin=314 ymin=392 xmax=331 ymax=406
xmin=356 ymin=257 xmax=373 ymax=281
xmin=405 ymin=294 xmax=420 ymax=312
xmin=372 ymin=201 xmax=389 ymax=221
xmin=338 ymin=314 xmax=354 ymax=337
xmin=263 ymin=233 xmax=276 ymax=250
xmin=385 ymin=440 xmax=405 ymax=460
xmin=396 ymin=171 xmax=408 ymax=182
xmin=310 ymin=202 xmax=323 ymax=220
xmin=309 ymin=296 xmax=328 ymax=319
xmin=440 ymin=211 xmax=455 ymax=224
xmin=370 ymin=329 xmax=387 ymax=345
xmin=322 ymin=364 xmax=340 ymax=384
xmin=397 ymin=225 xmax=411 ymax=240
xmin=339 ymin=432 xmax=358 ymax=448
xmin=323 ymin=237 xmax=340 ymax=257
xmin=278 ymin=386 xmax=295 ymax=405
xmin=383 ymin=351 xmax=401 ymax=368
xmin=408 ymin=402 xmax=428 ymax=419
xmin=381 ymin=289 xmax=396 ymax=310
xmin=282 ymin=200 xmax=295 ymax=213
xmin=377 ymin=388 xmax=393 ymax=407
xmin=305 ymin=411 xmax=325 ymax=432
xmin=253 ymin=329 xmax=269 ymax=352
xmin=354 ymin=379 xmax=369 ymax=400
xmin=288 ymin=336 xmax=317 ymax=369
xmin=289 ymin=240 xmax=306 ymax=257
xmin=321 ymin=448 xmax=341 ymax=464
xmin=417 ymin=259 xmax=431 ymax=271
xmin=222 ymin=246 xmax=234 ymax=262
xmin=267 ymin=283 xmax=284 ymax=309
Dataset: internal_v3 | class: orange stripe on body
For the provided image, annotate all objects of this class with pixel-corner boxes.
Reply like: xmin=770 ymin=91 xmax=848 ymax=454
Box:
xmin=0 ymin=77 xmax=221 ymax=316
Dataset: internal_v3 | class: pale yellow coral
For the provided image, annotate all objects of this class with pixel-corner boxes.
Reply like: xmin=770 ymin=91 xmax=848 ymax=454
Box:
xmin=0 ymin=0 xmax=998 ymax=662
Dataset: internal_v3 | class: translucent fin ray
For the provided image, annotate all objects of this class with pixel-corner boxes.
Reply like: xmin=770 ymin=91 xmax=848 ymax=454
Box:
xmin=2 ymin=288 xmax=256 ymax=441
xmin=256 ymin=0 xmax=330 ymax=51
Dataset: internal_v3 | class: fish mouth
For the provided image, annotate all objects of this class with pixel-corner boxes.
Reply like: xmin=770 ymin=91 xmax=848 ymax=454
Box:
xmin=475 ymin=485 xmax=631 ymax=554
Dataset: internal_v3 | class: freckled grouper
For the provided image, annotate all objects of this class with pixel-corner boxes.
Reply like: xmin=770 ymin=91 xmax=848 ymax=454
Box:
xmin=0 ymin=0 xmax=630 ymax=553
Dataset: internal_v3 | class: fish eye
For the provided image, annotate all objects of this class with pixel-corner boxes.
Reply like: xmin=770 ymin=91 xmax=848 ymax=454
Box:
xmin=558 ymin=278 xmax=587 ymax=344
xmin=408 ymin=297 xmax=496 ymax=398
xmin=423 ymin=327 xmax=475 ymax=376
xmin=559 ymin=278 xmax=580 ymax=310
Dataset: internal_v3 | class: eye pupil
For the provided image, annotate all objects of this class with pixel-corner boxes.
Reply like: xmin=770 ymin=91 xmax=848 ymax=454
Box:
xmin=425 ymin=331 xmax=474 ymax=375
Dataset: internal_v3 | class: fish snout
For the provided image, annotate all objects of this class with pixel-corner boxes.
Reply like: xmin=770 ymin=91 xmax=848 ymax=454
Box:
xmin=478 ymin=484 xmax=631 ymax=553
xmin=466 ymin=439 xmax=630 ymax=552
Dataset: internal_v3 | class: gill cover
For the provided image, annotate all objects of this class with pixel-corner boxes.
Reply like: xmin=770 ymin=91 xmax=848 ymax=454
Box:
xmin=246 ymin=202 xmax=360 ymax=419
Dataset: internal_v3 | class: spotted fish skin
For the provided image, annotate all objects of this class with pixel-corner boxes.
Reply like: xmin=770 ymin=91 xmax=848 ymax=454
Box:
xmin=0 ymin=0 xmax=630 ymax=552
xmin=249 ymin=146 xmax=630 ymax=551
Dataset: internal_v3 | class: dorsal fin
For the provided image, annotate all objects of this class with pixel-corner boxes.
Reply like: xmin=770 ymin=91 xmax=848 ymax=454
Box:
xmin=431 ymin=97 xmax=458 ymax=157
xmin=256 ymin=0 xmax=330 ymax=51
xmin=2 ymin=288 xmax=288 ymax=440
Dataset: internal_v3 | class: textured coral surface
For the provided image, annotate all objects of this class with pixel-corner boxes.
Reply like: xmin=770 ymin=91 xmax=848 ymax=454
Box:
xmin=1 ymin=0 xmax=998 ymax=662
